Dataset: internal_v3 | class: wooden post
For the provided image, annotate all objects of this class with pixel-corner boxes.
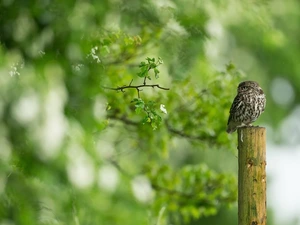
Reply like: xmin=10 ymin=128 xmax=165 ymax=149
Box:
xmin=238 ymin=127 xmax=266 ymax=225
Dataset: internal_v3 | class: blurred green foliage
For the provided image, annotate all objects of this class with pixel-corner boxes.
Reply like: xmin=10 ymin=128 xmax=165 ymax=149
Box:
xmin=1 ymin=0 xmax=299 ymax=225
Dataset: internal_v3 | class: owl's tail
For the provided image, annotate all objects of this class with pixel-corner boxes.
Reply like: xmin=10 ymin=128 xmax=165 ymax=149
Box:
xmin=226 ymin=127 xmax=236 ymax=133
xmin=226 ymin=122 xmax=239 ymax=133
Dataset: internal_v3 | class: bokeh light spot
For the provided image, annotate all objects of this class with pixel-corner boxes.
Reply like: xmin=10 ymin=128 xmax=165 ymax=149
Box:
xmin=98 ymin=165 xmax=119 ymax=192
xmin=271 ymin=77 xmax=295 ymax=106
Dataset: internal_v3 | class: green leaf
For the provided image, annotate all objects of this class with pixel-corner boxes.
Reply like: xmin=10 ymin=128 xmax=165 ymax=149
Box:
xmin=226 ymin=61 xmax=235 ymax=72
xmin=150 ymin=62 xmax=156 ymax=69
xmin=137 ymin=69 xmax=148 ymax=77
xmin=134 ymin=99 xmax=145 ymax=108
xmin=135 ymin=107 xmax=143 ymax=114
xmin=139 ymin=62 xmax=146 ymax=67
xmin=131 ymin=98 xmax=140 ymax=103
xmin=154 ymin=68 xmax=160 ymax=79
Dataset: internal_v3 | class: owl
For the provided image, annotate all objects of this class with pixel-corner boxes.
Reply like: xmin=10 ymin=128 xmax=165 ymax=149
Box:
xmin=226 ymin=81 xmax=266 ymax=133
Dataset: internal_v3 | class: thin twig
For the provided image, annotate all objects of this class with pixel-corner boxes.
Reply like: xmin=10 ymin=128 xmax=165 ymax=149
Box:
xmin=129 ymin=79 xmax=133 ymax=86
xmin=109 ymin=160 xmax=132 ymax=178
xmin=137 ymin=88 xmax=140 ymax=98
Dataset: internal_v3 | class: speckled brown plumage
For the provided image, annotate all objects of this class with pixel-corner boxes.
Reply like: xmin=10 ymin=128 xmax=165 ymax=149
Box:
xmin=226 ymin=81 xmax=266 ymax=133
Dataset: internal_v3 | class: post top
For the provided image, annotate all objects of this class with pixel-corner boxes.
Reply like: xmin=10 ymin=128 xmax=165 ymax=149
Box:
xmin=237 ymin=126 xmax=266 ymax=141
xmin=238 ymin=126 xmax=266 ymax=131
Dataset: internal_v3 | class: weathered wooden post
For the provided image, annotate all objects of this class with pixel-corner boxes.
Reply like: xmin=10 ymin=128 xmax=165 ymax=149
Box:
xmin=238 ymin=126 xmax=266 ymax=225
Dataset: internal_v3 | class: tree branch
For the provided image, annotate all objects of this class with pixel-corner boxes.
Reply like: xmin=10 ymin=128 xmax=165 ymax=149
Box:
xmin=107 ymin=114 xmax=216 ymax=143
xmin=102 ymin=83 xmax=170 ymax=92
xmin=165 ymin=121 xmax=213 ymax=141
xmin=103 ymin=80 xmax=169 ymax=99
xmin=107 ymin=114 xmax=139 ymax=126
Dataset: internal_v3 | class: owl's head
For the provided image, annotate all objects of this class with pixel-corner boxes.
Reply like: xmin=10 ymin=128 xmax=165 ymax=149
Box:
xmin=237 ymin=81 xmax=263 ymax=94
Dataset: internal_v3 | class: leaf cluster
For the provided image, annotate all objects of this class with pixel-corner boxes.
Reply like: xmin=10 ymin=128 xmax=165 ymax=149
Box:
xmin=148 ymin=164 xmax=237 ymax=223
xmin=137 ymin=57 xmax=163 ymax=80
xmin=132 ymin=98 xmax=162 ymax=130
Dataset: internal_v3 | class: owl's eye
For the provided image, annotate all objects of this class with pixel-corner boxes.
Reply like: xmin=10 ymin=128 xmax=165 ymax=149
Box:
xmin=241 ymin=86 xmax=247 ymax=90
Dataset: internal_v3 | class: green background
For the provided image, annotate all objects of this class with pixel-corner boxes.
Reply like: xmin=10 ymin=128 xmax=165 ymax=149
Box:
xmin=1 ymin=0 xmax=299 ymax=224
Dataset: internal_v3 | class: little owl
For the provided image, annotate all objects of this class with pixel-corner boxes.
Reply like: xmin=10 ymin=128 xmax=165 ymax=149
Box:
xmin=226 ymin=81 xmax=266 ymax=133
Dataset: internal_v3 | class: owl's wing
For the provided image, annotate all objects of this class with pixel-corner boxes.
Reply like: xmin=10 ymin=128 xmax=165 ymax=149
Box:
xmin=262 ymin=97 xmax=266 ymax=112
xmin=227 ymin=95 xmax=244 ymax=125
